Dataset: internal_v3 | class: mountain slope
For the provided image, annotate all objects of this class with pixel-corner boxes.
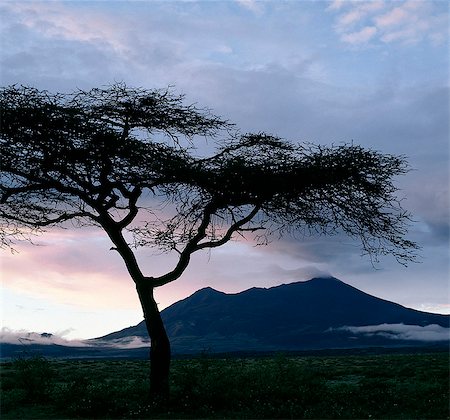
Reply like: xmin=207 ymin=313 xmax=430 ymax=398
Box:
xmin=97 ymin=277 xmax=449 ymax=352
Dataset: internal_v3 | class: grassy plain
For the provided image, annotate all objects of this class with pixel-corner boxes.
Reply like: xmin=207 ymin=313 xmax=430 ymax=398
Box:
xmin=1 ymin=351 xmax=448 ymax=419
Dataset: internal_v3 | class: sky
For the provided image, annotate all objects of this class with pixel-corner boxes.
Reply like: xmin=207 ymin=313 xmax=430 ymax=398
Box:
xmin=1 ymin=0 xmax=449 ymax=340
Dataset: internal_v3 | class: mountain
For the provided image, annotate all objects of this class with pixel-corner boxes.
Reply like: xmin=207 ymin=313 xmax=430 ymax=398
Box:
xmin=96 ymin=277 xmax=449 ymax=353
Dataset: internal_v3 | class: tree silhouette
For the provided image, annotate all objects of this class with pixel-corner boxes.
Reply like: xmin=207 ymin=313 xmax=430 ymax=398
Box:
xmin=0 ymin=83 xmax=417 ymax=396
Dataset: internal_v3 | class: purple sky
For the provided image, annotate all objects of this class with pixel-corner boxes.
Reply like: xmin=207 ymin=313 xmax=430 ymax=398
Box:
xmin=1 ymin=0 xmax=449 ymax=339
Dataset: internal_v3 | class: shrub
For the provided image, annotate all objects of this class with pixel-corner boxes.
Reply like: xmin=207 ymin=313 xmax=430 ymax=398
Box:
xmin=11 ymin=355 xmax=55 ymax=402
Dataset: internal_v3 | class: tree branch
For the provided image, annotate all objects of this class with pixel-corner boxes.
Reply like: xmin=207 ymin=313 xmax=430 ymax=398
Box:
xmin=0 ymin=210 xmax=97 ymax=227
xmin=1 ymin=184 xmax=48 ymax=204
xmin=149 ymin=203 xmax=217 ymax=287
xmin=117 ymin=187 xmax=142 ymax=228
xmin=194 ymin=205 xmax=261 ymax=251
xmin=150 ymin=204 xmax=261 ymax=287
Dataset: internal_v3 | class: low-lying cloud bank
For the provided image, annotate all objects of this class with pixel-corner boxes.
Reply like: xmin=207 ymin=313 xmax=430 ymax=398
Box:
xmin=92 ymin=336 xmax=150 ymax=349
xmin=0 ymin=328 xmax=150 ymax=349
xmin=337 ymin=323 xmax=450 ymax=342
xmin=0 ymin=328 xmax=89 ymax=347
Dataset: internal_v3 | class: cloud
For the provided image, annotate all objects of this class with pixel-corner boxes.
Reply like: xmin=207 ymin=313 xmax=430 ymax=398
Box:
xmin=4 ymin=2 xmax=126 ymax=51
xmin=0 ymin=328 xmax=150 ymax=349
xmin=0 ymin=327 xmax=89 ymax=347
xmin=328 ymin=0 xmax=448 ymax=46
xmin=334 ymin=1 xmax=384 ymax=32
xmin=1 ymin=0 xmax=327 ymax=93
xmin=337 ymin=323 xmax=450 ymax=342
xmin=326 ymin=1 xmax=345 ymax=12
xmin=375 ymin=4 xmax=410 ymax=28
xmin=259 ymin=264 xmax=332 ymax=282
xmin=235 ymin=0 xmax=264 ymax=15
xmin=1 ymin=2 xmax=190 ymax=90
xmin=1 ymin=227 xmax=142 ymax=310
xmin=341 ymin=26 xmax=377 ymax=44
xmin=92 ymin=336 xmax=150 ymax=349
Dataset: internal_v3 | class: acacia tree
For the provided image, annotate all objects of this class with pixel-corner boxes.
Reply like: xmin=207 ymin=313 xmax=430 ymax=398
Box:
xmin=0 ymin=83 xmax=417 ymax=396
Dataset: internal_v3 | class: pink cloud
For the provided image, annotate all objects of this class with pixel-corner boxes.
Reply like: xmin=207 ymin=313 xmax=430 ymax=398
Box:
xmin=341 ymin=26 xmax=377 ymax=45
xmin=2 ymin=227 xmax=142 ymax=309
xmin=326 ymin=1 xmax=346 ymax=12
xmin=333 ymin=1 xmax=385 ymax=33
xmin=375 ymin=6 xmax=410 ymax=28
xmin=328 ymin=0 xmax=447 ymax=47
xmin=5 ymin=2 xmax=130 ymax=54
xmin=380 ymin=26 xmax=419 ymax=44
xmin=337 ymin=9 xmax=364 ymax=28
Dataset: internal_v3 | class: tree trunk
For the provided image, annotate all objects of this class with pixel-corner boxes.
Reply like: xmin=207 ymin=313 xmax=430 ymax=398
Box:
xmin=136 ymin=281 xmax=171 ymax=397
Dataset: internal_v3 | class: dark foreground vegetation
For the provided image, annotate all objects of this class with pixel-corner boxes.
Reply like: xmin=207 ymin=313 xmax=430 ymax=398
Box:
xmin=1 ymin=351 xmax=448 ymax=419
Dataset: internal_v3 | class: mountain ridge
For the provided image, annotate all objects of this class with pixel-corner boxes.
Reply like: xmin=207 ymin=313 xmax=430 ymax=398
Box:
xmin=96 ymin=277 xmax=449 ymax=352
xmin=1 ymin=277 xmax=448 ymax=359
